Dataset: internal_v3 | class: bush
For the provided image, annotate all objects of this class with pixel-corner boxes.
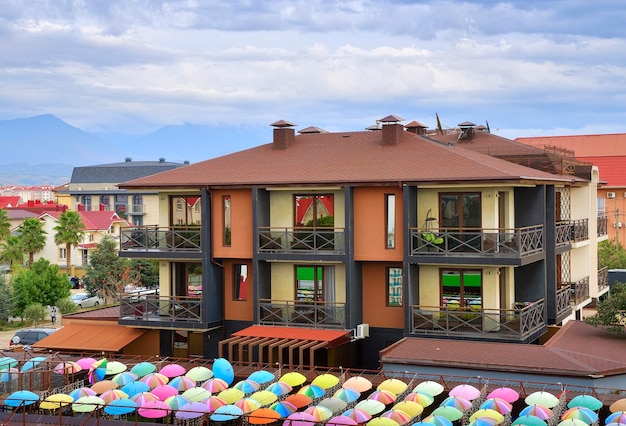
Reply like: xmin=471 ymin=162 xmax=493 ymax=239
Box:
xmin=23 ymin=303 xmax=47 ymax=326
xmin=57 ymin=297 xmax=79 ymax=315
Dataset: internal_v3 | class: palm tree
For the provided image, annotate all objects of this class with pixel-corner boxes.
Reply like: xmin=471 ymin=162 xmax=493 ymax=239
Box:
xmin=0 ymin=209 xmax=10 ymax=241
xmin=19 ymin=218 xmax=47 ymax=266
xmin=0 ymin=236 xmax=24 ymax=269
xmin=53 ymin=211 xmax=85 ymax=274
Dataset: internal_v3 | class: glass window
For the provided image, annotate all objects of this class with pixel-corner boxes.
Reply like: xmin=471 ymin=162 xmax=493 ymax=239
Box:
xmin=295 ymin=266 xmax=324 ymax=301
xmin=101 ymin=195 xmax=110 ymax=210
xmin=440 ymin=193 xmax=481 ymax=229
xmin=170 ymin=196 xmax=201 ymax=227
xmin=59 ymin=248 xmax=66 ymax=259
xmin=387 ymin=267 xmax=402 ymax=306
xmin=224 ymin=195 xmax=231 ymax=247
xmin=441 ymin=269 xmax=482 ymax=310
xmin=386 ymin=194 xmax=396 ymax=249
xmin=294 ymin=194 xmax=334 ymax=227
xmin=597 ymin=197 xmax=606 ymax=215
xmin=233 ymin=264 xmax=248 ymax=301
xmin=81 ymin=195 xmax=92 ymax=211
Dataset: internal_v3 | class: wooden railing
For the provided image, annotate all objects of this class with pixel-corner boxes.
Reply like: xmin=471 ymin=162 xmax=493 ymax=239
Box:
xmin=556 ymin=286 xmax=572 ymax=321
xmin=258 ymin=299 xmax=346 ymax=329
xmin=572 ymin=218 xmax=589 ymax=242
xmin=410 ymin=300 xmax=545 ymax=340
xmin=569 ymin=276 xmax=590 ymax=305
xmin=119 ymin=226 xmax=201 ymax=252
xmin=409 ymin=225 xmax=544 ymax=257
xmin=258 ymin=227 xmax=345 ymax=254
xmin=597 ymin=215 xmax=608 ymax=237
xmin=120 ymin=294 xmax=202 ymax=322
xmin=598 ymin=267 xmax=609 ymax=292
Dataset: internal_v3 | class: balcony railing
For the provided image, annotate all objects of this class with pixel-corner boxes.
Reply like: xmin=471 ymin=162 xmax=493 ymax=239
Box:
xmin=120 ymin=294 xmax=202 ymax=322
xmin=555 ymin=221 xmax=572 ymax=247
xmin=410 ymin=225 xmax=544 ymax=258
xmin=258 ymin=227 xmax=345 ymax=255
xmin=130 ymin=204 xmax=144 ymax=214
xmin=556 ymin=285 xmax=572 ymax=321
xmin=572 ymin=218 xmax=589 ymax=242
xmin=119 ymin=226 xmax=201 ymax=252
xmin=410 ymin=299 xmax=545 ymax=341
xmin=597 ymin=215 xmax=608 ymax=237
xmin=569 ymin=276 xmax=590 ymax=305
xmin=598 ymin=267 xmax=609 ymax=293
xmin=259 ymin=299 xmax=346 ymax=329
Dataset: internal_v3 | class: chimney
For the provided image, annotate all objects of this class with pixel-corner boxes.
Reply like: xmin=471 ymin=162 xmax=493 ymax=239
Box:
xmin=379 ymin=115 xmax=405 ymax=146
xmin=271 ymin=120 xmax=297 ymax=150
xmin=125 ymin=157 xmax=132 ymax=162
xmin=405 ymin=120 xmax=428 ymax=135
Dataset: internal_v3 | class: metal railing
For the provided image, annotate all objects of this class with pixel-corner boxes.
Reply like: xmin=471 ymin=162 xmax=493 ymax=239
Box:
xmin=120 ymin=294 xmax=202 ymax=322
xmin=598 ymin=267 xmax=609 ymax=292
xmin=258 ymin=299 xmax=346 ymax=329
xmin=410 ymin=299 xmax=545 ymax=340
xmin=572 ymin=218 xmax=589 ymax=242
xmin=556 ymin=286 xmax=572 ymax=321
xmin=130 ymin=204 xmax=144 ymax=213
xmin=258 ymin=227 xmax=345 ymax=254
xmin=569 ymin=276 xmax=590 ymax=305
xmin=597 ymin=215 xmax=608 ymax=237
xmin=119 ymin=226 xmax=201 ymax=252
xmin=555 ymin=221 xmax=572 ymax=247
xmin=409 ymin=225 xmax=544 ymax=257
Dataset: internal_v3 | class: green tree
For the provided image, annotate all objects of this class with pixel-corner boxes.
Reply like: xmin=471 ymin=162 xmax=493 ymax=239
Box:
xmin=18 ymin=218 xmax=47 ymax=267
xmin=0 ymin=236 xmax=24 ymax=269
xmin=598 ymin=239 xmax=626 ymax=270
xmin=23 ymin=303 xmax=47 ymax=326
xmin=11 ymin=259 xmax=71 ymax=316
xmin=585 ymin=282 xmax=626 ymax=334
xmin=53 ymin=211 xmax=85 ymax=274
xmin=0 ymin=275 xmax=13 ymax=322
xmin=0 ymin=209 xmax=11 ymax=241
xmin=56 ymin=297 xmax=79 ymax=315
xmin=130 ymin=259 xmax=159 ymax=288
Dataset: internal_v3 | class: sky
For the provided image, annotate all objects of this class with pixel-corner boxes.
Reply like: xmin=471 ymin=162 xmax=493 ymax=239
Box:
xmin=1 ymin=0 xmax=626 ymax=141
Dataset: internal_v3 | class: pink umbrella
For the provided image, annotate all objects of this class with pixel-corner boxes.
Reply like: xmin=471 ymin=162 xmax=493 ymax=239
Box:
xmin=54 ymin=361 xmax=82 ymax=374
xmin=328 ymin=415 xmax=359 ymax=426
xmin=140 ymin=373 xmax=169 ymax=389
xmin=480 ymin=398 xmax=513 ymax=415
xmin=138 ymin=400 xmax=171 ymax=419
xmin=343 ymin=408 xmax=373 ymax=423
xmin=76 ymin=357 xmax=97 ymax=370
xmin=369 ymin=390 xmax=398 ymax=405
xmin=159 ymin=363 xmax=186 ymax=378
xmin=283 ymin=411 xmax=317 ymax=426
xmin=203 ymin=396 xmax=228 ymax=413
xmin=487 ymin=387 xmax=520 ymax=403
xmin=202 ymin=378 xmax=229 ymax=393
xmin=520 ymin=404 xmax=553 ymax=420
xmin=131 ymin=392 xmax=160 ymax=406
xmin=450 ymin=384 xmax=481 ymax=401
xmin=151 ymin=384 xmax=178 ymax=401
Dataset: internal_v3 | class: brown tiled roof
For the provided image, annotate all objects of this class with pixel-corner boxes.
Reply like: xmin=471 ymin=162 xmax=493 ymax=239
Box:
xmin=121 ymin=130 xmax=572 ymax=189
xmin=516 ymin=133 xmax=626 ymax=157
xmin=380 ymin=321 xmax=626 ymax=377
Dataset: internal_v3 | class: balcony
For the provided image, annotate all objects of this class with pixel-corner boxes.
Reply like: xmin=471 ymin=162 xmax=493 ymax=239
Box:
xmin=572 ymin=219 xmax=589 ymax=242
xmin=129 ymin=204 xmax=145 ymax=215
xmin=258 ymin=227 xmax=345 ymax=255
xmin=259 ymin=299 xmax=346 ymax=329
xmin=569 ymin=276 xmax=590 ymax=305
xmin=597 ymin=215 xmax=608 ymax=237
xmin=410 ymin=300 xmax=545 ymax=342
xmin=555 ymin=221 xmax=572 ymax=247
xmin=410 ymin=226 xmax=544 ymax=259
xmin=119 ymin=294 xmax=202 ymax=325
xmin=598 ymin=267 xmax=609 ymax=293
xmin=556 ymin=285 xmax=572 ymax=323
xmin=119 ymin=226 xmax=201 ymax=253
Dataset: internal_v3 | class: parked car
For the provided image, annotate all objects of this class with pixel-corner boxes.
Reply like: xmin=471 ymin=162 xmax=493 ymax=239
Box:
xmin=10 ymin=327 xmax=57 ymax=346
xmin=70 ymin=293 xmax=102 ymax=308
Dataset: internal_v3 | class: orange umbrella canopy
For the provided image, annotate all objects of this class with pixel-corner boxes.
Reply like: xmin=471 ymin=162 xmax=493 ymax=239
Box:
xmin=248 ymin=407 xmax=281 ymax=425
xmin=284 ymin=393 xmax=313 ymax=409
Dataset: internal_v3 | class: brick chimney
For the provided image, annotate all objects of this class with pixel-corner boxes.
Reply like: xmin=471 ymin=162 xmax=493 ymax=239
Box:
xmin=379 ymin=115 xmax=405 ymax=146
xmin=271 ymin=120 xmax=297 ymax=150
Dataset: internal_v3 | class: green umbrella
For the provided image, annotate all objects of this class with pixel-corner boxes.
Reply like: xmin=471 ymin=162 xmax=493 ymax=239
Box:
xmin=512 ymin=415 xmax=548 ymax=426
xmin=432 ymin=406 xmax=464 ymax=421
xmin=185 ymin=366 xmax=213 ymax=382
xmin=567 ymin=395 xmax=603 ymax=411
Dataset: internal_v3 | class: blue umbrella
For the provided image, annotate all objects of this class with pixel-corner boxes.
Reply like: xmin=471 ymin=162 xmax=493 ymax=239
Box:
xmin=212 ymin=358 xmax=234 ymax=385
xmin=21 ymin=357 xmax=47 ymax=372
xmin=210 ymin=404 xmax=244 ymax=422
xmin=248 ymin=370 xmax=276 ymax=385
xmin=130 ymin=361 xmax=156 ymax=378
xmin=5 ymin=390 xmax=40 ymax=407
xmin=104 ymin=398 xmax=138 ymax=416
xmin=0 ymin=357 xmax=18 ymax=371
xmin=121 ymin=381 xmax=151 ymax=397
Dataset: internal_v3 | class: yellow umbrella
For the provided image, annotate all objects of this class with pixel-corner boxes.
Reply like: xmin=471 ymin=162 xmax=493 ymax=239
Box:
xmin=250 ymin=390 xmax=278 ymax=406
xmin=280 ymin=372 xmax=307 ymax=387
xmin=377 ymin=379 xmax=408 ymax=396
xmin=40 ymin=393 xmax=74 ymax=410
xmin=312 ymin=373 xmax=340 ymax=390
xmin=610 ymin=399 xmax=626 ymax=413
xmin=470 ymin=409 xmax=505 ymax=424
xmin=218 ymin=388 xmax=245 ymax=404
xmin=368 ymin=417 xmax=400 ymax=426
xmin=393 ymin=400 xmax=424 ymax=417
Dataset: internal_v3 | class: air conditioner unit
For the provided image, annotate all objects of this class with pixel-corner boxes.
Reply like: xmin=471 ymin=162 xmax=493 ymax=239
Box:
xmin=353 ymin=324 xmax=370 ymax=340
xmin=615 ymin=222 xmax=623 ymax=228
xmin=607 ymin=192 xmax=616 ymax=199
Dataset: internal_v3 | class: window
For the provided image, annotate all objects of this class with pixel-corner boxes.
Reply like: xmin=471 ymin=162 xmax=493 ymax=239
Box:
xmin=295 ymin=265 xmax=336 ymax=301
xmin=88 ymin=234 xmax=94 ymax=242
xmin=598 ymin=197 xmax=606 ymax=215
xmin=81 ymin=195 xmax=92 ymax=211
xmin=386 ymin=194 xmax=396 ymax=249
xmin=294 ymin=194 xmax=334 ymax=227
xmin=132 ymin=195 xmax=143 ymax=213
xmin=440 ymin=193 xmax=481 ymax=229
xmin=441 ymin=269 xmax=482 ymax=310
xmin=172 ymin=263 xmax=202 ymax=298
xmin=133 ymin=216 xmax=143 ymax=226
xmin=387 ymin=267 xmax=402 ymax=306
xmin=233 ymin=264 xmax=248 ymax=301
xmin=170 ymin=196 xmax=202 ymax=227
xmin=59 ymin=248 xmax=67 ymax=260
xmin=176 ymin=201 xmax=183 ymax=210
xmin=115 ymin=195 xmax=127 ymax=217
xmin=101 ymin=195 xmax=110 ymax=210
xmin=224 ymin=195 xmax=231 ymax=247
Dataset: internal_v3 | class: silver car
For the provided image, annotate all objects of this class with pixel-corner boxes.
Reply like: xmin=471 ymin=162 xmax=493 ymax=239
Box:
xmin=70 ymin=293 xmax=102 ymax=308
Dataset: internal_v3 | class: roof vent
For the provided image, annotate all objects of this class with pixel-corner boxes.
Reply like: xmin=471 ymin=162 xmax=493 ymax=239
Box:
xmin=379 ymin=115 xmax=405 ymax=146
xmin=405 ymin=120 xmax=428 ymax=135
xmin=271 ymin=120 xmax=297 ymax=150
xmin=457 ymin=121 xmax=476 ymax=141
xmin=125 ymin=157 xmax=132 ymax=162
xmin=159 ymin=158 xmax=166 ymax=163
xmin=298 ymin=126 xmax=329 ymax=134
xmin=184 ymin=160 xmax=190 ymax=165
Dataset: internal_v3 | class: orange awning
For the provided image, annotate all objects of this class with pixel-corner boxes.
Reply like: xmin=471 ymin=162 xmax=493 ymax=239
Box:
xmin=33 ymin=324 xmax=147 ymax=352
xmin=233 ymin=325 xmax=349 ymax=345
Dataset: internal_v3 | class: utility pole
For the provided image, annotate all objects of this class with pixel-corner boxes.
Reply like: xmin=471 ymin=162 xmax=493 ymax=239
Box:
xmin=616 ymin=208 xmax=622 ymax=246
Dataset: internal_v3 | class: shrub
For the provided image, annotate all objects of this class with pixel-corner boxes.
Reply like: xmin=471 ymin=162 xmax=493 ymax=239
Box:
xmin=23 ymin=303 xmax=47 ymax=326
xmin=57 ymin=297 xmax=79 ymax=315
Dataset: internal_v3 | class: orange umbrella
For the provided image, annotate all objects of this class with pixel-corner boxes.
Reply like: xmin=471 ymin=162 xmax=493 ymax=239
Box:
xmin=249 ymin=407 xmax=281 ymax=425
xmin=284 ymin=393 xmax=313 ymax=409
xmin=90 ymin=380 xmax=118 ymax=394
xmin=343 ymin=376 xmax=372 ymax=393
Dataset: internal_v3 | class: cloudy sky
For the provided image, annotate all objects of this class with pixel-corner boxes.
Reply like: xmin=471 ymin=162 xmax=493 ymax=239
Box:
xmin=1 ymin=0 xmax=626 ymax=140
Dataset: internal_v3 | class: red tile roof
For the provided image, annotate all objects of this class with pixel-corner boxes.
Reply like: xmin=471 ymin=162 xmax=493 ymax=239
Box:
xmin=233 ymin=325 xmax=349 ymax=345
xmin=516 ymin=133 xmax=626 ymax=157
xmin=43 ymin=210 xmax=128 ymax=231
xmin=121 ymin=129 xmax=573 ymax=189
xmin=0 ymin=196 xmax=21 ymax=208
xmin=578 ymin=156 xmax=626 ymax=187
xmin=380 ymin=321 xmax=626 ymax=378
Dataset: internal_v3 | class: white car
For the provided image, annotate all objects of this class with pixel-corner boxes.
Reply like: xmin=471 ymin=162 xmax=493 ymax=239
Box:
xmin=70 ymin=293 xmax=102 ymax=308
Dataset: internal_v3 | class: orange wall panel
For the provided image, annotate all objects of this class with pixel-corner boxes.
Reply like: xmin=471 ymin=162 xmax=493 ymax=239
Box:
xmin=212 ymin=189 xmax=253 ymax=259
xmin=223 ymin=259 xmax=254 ymax=321
xmin=353 ymin=187 xmax=403 ymax=261
xmin=361 ymin=263 xmax=405 ymax=329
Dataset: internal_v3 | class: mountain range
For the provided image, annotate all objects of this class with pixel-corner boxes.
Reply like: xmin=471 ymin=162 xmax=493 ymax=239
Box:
xmin=0 ymin=114 xmax=269 ymax=185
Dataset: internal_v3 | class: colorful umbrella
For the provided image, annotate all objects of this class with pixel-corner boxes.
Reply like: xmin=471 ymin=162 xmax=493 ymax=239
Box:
xmin=369 ymin=390 xmax=398 ymax=405
xmin=355 ymin=399 xmax=387 ymax=415
xmin=203 ymin=396 xmax=228 ymax=413
xmin=90 ymin=380 xmax=118 ymax=394
xmin=164 ymin=394 xmax=191 ymax=410
xmin=76 ymin=357 xmax=97 ymax=370
xmin=248 ymin=370 xmax=275 ymax=385
xmin=235 ymin=397 xmax=262 ymax=414
xmin=185 ymin=365 xmax=213 ymax=382
xmin=431 ymin=406 xmax=464 ymax=421
xmin=298 ymin=384 xmax=326 ymax=399
xmin=20 ymin=356 xmax=47 ymax=372
xmin=561 ymin=406 xmax=598 ymax=424
xmin=378 ymin=379 xmax=408 ymax=396
xmin=234 ymin=379 xmax=262 ymax=394
xmin=312 ymin=373 xmax=340 ymax=389
xmin=280 ymin=371 xmax=307 ymax=387
xmin=610 ymin=400 xmax=626 ymax=413
xmin=343 ymin=408 xmax=373 ymax=423
xmin=169 ymin=375 xmax=197 ymax=391
xmin=556 ymin=420 xmax=589 ymax=426
xmin=218 ymin=388 xmax=246 ymax=404
xmin=69 ymin=387 xmax=96 ymax=400
xmin=121 ymin=381 xmax=150 ymax=397
xmin=202 ymin=377 xmax=230 ymax=393
xmin=270 ymin=400 xmax=298 ymax=417
xmin=487 ymin=387 xmax=520 ymax=403
xmin=211 ymin=404 xmax=244 ymax=422
xmin=519 ymin=404 xmax=553 ymax=420
xmin=404 ymin=391 xmax=435 ymax=407
xmin=251 ymin=390 xmax=279 ymax=406
xmin=480 ymin=398 xmax=513 ymax=415
xmin=182 ymin=386 xmax=212 ymax=402
xmin=421 ymin=414 xmax=454 ymax=426
xmin=392 ymin=401 xmax=424 ymax=418
xmin=104 ymin=398 xmax=138 ymax=416
xmin=54 ymin=361 xmax=82 ymax=374
xmin=441 ymin=396 xmax=472 ymax=411
xmin=525 ymin=391 xmax=559 ymax=409
xmin=40 ymin=393 xmax=74 ymax=410
xmin=328 ymin=415 xmax=359 ymax=426
xmin=72 ymin=395 xmax=105 ymax=413
xmin=469 ymin=409 xmax=505 ymax=424
xmin=111 ymin=371 xmax=138 ymax=387
xmin=511 ymin=415 xmax=548 ymax=426
xmin=176 ymin=401 xmax=210 ymax=420
xmin=159 ymin=363 xmax=186 ymax=378
xmin=283 ymin=411 xmax=317 ymax=426
xmin=450 ymin=384 xmax=481 ymax=401
xmin=138 ymin=400 xmax=171 ymax=419
xmin=304 ymin=405 xmax=334 ymax=421
xmin=88 ymin=358 xmax=107 ymax=384
xmin=368 ymin=418 xmax=401 ymax=426
xmin=131 ymin=391 xmax=159 ymax=405
xmin=382 ymin=409 xmax=412 ymax=425
xmin=130 ymin=361 xmax=156 ymax=378
xmin=334 ymin=387 xmax=361 ymax=403
xmin=0 ymin=357 xmax=18 ymax=371
xmin=567 ymin=395 xmax=602 ymax=411
xmin=468 ymin=419 xmax=499 ymax=426
xmin=140 ymin=372 xmax=169 ymax=388
xmin=249 ymin=407 xmax=282 ymax=425
xmin=284 ymin=393 xmax=313 ymax=409
xmin=105 ymin=361 xmax=127 ymax=375
xmin=212 ymin=358 xmax=235 ymax=385
xmin=606 ymin=411 xmax=626 ymax=424
xmin=319 ymin=397 xmax=348 ymax=413
xmin=151 ymin=384 xmax=179 ymax=401
xmin=414 ymin=381 xmax=444 ymax=396
xmin=100 ymin=389 xmax=129 ymax=404
xmin=343 ymin=376 xmax=373 ymax=392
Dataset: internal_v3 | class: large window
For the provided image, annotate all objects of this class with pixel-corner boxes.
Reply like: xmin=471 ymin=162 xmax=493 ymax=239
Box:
xmin=172 ymin=263 xmax=202 ymax=297
xmin=295 ymin=265 xmax=335 ymax=302
xmin=295 ymin=194 xmax=334 ymax=227
xmin=115 ymin=195 xmax=127 ymax=217
xmin=387 ymin=267 xmax=402 ymax=306
xmin=170 ymin=196 xmax=202 ymax=226
xmin=100 ymin=195 xmax=110 ymax=211
xmin=81 ymin=195 xmax=92 ymax=211
xmin=386 ymin=194 xmax=396 ymax=249
xmin=233 ymin=264 xmax=247 ymax=301
xmin=440 ymin=193 xmax=481 ymax=229
xmin=132 ymin=195 xmax=143 ymax=213
xmin=441 ymin=269 xmax=482 ymax=310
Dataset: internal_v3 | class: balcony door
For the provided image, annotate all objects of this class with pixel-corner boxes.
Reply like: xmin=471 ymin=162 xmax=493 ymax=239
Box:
xmin=295 ymin=265 xmax=335 ymax=302
xmin=440 ymin=193 xmax=481 ymax=250
xmin=441 ymin=269 xmax=482 ymax=310
xmin=172 ymin=263 xmax=202 ymax=298
xmin=295 ymin=194 xmax=334 ymax=227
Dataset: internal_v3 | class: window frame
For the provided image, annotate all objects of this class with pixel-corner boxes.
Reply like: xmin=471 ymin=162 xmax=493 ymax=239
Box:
xmin=386 ymin=267 xmax=403 ymax=307
xmin=233 ymin=263 xmax=248 ymax=301
xmin=223 ymin=195 xmax=231 ymax=247
xmin=385 ymin=193 xmax=396 ymax=249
